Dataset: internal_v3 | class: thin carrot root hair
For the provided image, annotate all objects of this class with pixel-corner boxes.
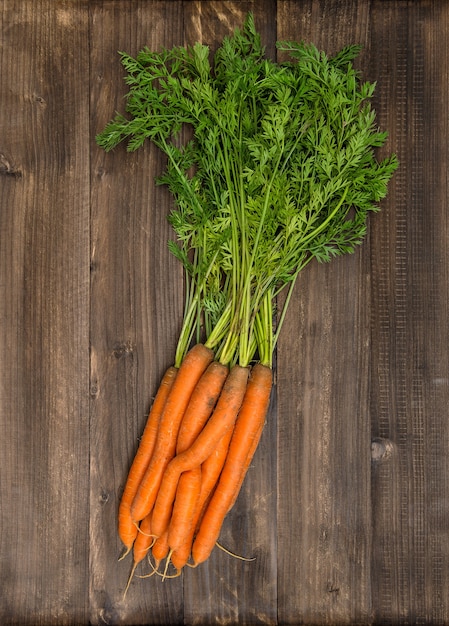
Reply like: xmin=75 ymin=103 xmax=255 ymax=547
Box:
xmin=215 ymin=541 xmax=256 ymax=562
xmin=155 ymin=567 xmax=182 ymax=580
xmin=118 ymin=546 xmax=132 ymax=562
xmin=135 ymin=526 xmax=156 ymax=538
xmin=123 ymin=561 xmax=139 ymax=599
xmin=137 ymin=559 xmax=159 ymax=579
xmin=140 ymin=551 xmax=182 ymax=580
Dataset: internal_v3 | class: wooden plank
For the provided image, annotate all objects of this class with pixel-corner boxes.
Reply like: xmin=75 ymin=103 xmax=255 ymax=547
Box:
xmin=0 ymin=1 xmax=90 ymax=624
xmin=179 ymin=4 xmax=279 ymax=625
xmin=89 ymin=2 xmax=186 ymax=624
xmin=276 ymin=2 xmax=375 ymax=624
xmin=369 ymin=1 xmax=449 ymax=623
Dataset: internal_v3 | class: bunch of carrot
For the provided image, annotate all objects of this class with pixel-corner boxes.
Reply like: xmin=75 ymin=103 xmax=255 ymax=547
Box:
xmin=119 ymin=343 xmax=272 ymax=587
xmin=96 ymin=13 xmax=397 ymax=590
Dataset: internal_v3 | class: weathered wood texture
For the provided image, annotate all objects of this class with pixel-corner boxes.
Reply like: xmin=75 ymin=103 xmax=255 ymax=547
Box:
xmin=0 ymin=1 xmax=448 ymax=624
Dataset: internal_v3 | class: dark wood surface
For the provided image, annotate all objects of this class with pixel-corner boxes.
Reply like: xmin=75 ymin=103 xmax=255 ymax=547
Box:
xmin=1 ymin=1 xmax=448 ymax=624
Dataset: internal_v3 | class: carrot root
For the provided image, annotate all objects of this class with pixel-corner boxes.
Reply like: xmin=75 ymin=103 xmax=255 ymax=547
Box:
xmin=131 ymin=344 xmax=214 ymax=524
xmin=215 ymin=541 xmax=256 ymax=562
xmin=192 ymin=363 xmax=272 ymax=566
xmin=151 ymin=364 xmax=249 ymax=537
xmin=118 ymin=546 xmax=132 ymax=562
xmin=123 ymin=561 xmax=138 ymax=599
xmin=118 ymin=365 xmax=178 ymax=551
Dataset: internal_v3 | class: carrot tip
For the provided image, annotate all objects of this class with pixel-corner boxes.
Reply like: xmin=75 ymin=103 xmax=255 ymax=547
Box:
xmin=123 ymin=561 xmax=138 ymax=600
xmin=118 ymin=546 xmax=132 ymax=562
xmin=161 ymin=549 xmax=174 ymax=582
xmin=215 ymin=541 xmax=256 ymax=562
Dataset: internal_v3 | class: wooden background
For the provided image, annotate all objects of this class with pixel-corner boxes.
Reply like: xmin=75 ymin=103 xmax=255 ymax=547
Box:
xmin=1 ymin=1 xmax=448 ymax=624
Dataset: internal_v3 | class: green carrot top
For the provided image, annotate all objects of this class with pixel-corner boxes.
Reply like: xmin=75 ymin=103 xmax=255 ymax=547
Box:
xmin=96 ymin=13 xmax=398 ymax=369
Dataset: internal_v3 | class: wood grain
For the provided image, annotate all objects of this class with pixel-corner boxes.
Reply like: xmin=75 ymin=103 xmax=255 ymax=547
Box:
xmin=0 ymin=1 xmax=448 ymax=624
xmin=276 ymin=3 xmax=373 ymax=624
xmin=89 ymin=2 xmax=185 ymax=624
xmin=369 ymin=1 xmax=449 ymax=623
xmin=0 ymin=1 xmax=90 ymax=624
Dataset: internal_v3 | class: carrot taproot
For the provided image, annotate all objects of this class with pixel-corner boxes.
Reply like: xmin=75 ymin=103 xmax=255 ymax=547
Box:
xmin=151 ymin=529 xmax=170 ymax=571
xmin=176 ymin=360 xmax=229 ymax=453
xmin=133 ymin=513 xmax=155 ymax=563
xmin=167 ymin=467 xmax=202 ymax=552
xmin=170 ymin=425 xmax=235 ymax=572
xmin=223 ymin=401 xmax=267 ymax=517
xmin=191 ymin=363 xmax=272 ymax=565
xmin=150 ymin=364 xmax=249 ymax=538
xmin=130 ymin=343 xmax=214 ymax=523
xmin=158 ymin=361 xmax=227 ymax=560
xmin=169 ymin=540 xmax=191 ymax=573
xmin=123 ymin=512 xmax=154 ymax=597
xmin=118 ymin=365 xmax=178 ymax=555
xmin=157 ymin=364 xmax=227 ymax=568
xmin=196 ymin=423 xmax=235 ymax=523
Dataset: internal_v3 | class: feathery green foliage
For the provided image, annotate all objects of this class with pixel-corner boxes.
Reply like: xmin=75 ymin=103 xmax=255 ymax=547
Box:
xmin=97 ymin=13 xmax=397 ymax=368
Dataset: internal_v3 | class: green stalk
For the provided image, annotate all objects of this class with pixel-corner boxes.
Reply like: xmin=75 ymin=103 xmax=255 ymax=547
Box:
xmin=174 ymin=248 xmax=220 ymax=367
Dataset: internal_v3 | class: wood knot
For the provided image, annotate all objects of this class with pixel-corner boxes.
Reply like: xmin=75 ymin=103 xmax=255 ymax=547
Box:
xmin=0 ymin=152 xmax=22 ymax=177
xmin=99 ymin=489 xmax=110 ymax=505
xmin=371 ymin=437 xmax=394 ymax=463
xmin=112 ymin=341 xmax=134 ymax=359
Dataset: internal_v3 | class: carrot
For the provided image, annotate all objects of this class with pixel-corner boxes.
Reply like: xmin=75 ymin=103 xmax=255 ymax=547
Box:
xmin=197 ymin=423 xmax=235 ymax=524
xmin=169 ymin=539 xmax=192 ymax=573
xmin=130 ymin=343 xmax=214 ymax=523
xmin=167 ymin=467 xmax=202 ymax=552
xmin=155 ymin=361 xmax=227 ymax=558
xmin=225 ymin=416 xmax=265 ymax=515
xmin=170 ymin=425 xmax=235 ymax=572
xmin=150 ymin=364 xmax=249 ymax=538
xmin=133 ymin=513 xmax=155 ymax=564
xmin=123 ymin=512 xmax=154 ymax=597
xmin=151 ymin=529 xmax=170 ymax=571
xmin=191 ymin=363 xmax=272 ymax=566
xmin=118 ymin=365 xmax=178 ymax=555
xmin=159 ymin=364 xmax=227 ymax=568
xmin=176 ymin=360 xmax=229 ymax=453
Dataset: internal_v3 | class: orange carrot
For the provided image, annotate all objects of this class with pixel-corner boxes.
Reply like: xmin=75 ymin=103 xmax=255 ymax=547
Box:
xmin=151 ymin=529 xmax=170 ymax=571
xmin=167 ymin=467 xmax=202 ymax=552
xmin=118 ymin=365 xmax=177 ymax=555
xmin=170 ymin=539 xmax=192 ymax=573
xmin=192 ymin=363 xmax=272 ymax=565
xmin=176 ymin=360 xmax=229 ymax=453
xmin=123 ymin=512 xmax=154 ymax=597
xmin=150 ymin=364 xmax=249 ymax=538
xmin=225 ymin=416 xmax=265 ymax=515
xmin=157 ymin=363 xmax=227 ymax=568
xmin=131 ymin=344 xmax=214 ymax=523
xmin=157 ymin=361 xmax=227 ymax=561
xmin=197 ymin=423 xmax=235 ymax=523
xmin=170 ymin=425 xmax=234 ymax=571
xmin=133 ymin=513 xmax=155 ymax=564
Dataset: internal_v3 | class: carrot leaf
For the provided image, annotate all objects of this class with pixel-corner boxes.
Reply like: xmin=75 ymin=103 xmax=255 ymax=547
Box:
xmin=96 ymin=12 xmax=398 ymax=368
